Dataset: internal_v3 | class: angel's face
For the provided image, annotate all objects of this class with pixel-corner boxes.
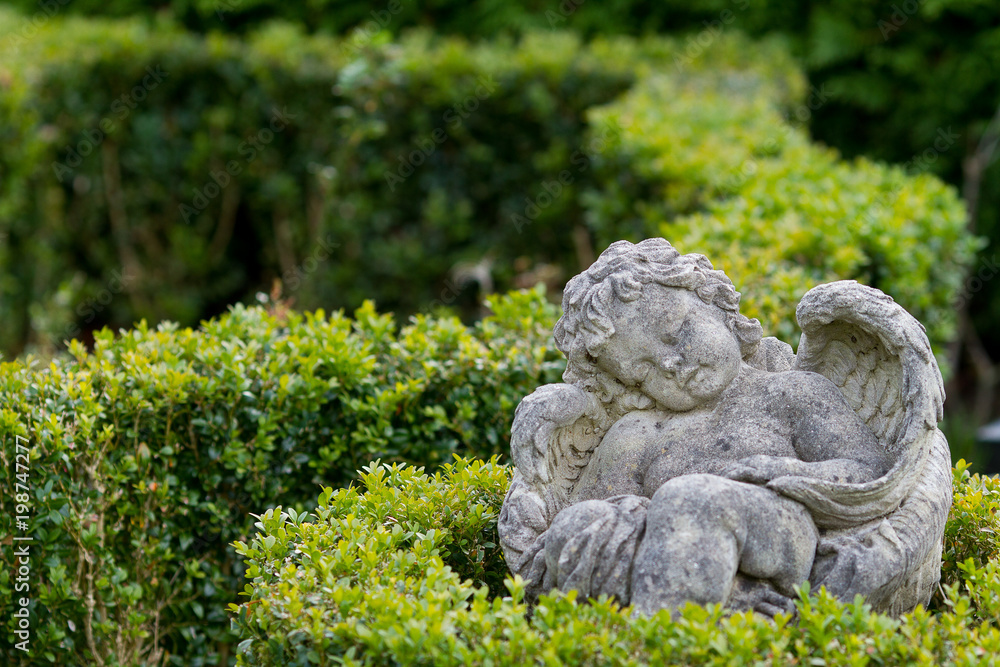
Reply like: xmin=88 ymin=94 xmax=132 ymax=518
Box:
xmin=597 ymin=285 xmax=742 ymax=412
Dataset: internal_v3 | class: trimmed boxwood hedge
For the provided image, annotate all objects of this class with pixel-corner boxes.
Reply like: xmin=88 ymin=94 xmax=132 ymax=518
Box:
xmin=230 ymin=458 xmax=1000 ymax=666
xmin=0 ymin=288 xmax=562 ymax=665
xmin=0 ymin=9 xmax=978 ymax=361
xmin=2 ymin=288 xmax=995 ymax=665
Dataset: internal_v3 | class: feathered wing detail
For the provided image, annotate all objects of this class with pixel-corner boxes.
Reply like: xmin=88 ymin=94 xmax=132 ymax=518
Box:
xmin=506 ymin=383 xmax=603 ymax=515
xmin=774 ymin=280 xmax=946 ymax=530
xmin=549 ymin=414 xmax=603 ymax=507
xmin=499 ymin=384 xmax=603 ymax=594
xmin=772 ymin=280 xmax=951 ymax=611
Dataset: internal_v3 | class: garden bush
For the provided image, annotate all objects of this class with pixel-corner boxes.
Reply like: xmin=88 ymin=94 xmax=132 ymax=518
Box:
xmin=230 ymin=458 xmax=1000 ymax=666
xmin=6 ymin=0 xmax=999 ymax=353
xmin=0 ymin=288 xmax=562 ymax=665
xmin=0 ymin=8 xmax=978 ymax=361
xmin=583 ymin=63 xmax=976 ymax=346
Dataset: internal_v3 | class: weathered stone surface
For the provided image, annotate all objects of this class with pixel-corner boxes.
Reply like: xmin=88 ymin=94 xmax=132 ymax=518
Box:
xmin=498 ymin=238 xmax=951 ymax=616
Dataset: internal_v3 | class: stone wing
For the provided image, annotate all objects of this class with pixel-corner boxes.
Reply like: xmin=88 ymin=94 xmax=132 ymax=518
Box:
xmin=501 ymin=384 xmax=603 ymax=596
xmin=508 ymin=383 xmax=602 ymax=518
xmin=769 ymin=280 xmax=945 ymax=529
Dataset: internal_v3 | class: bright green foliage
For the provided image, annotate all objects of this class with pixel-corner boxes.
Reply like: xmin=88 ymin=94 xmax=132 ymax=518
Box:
xmin=0 ymin=9 xmax=977 ymax=360
xmin=586 ymin=68 xmax=977 ymax=346
xmin=942 ymin=461 xmax=1000 ymax=590
xmin=232 ymin=458 xmax=1000 ymax=666
xmin=0 ymin=288 xmax=561 ymax=665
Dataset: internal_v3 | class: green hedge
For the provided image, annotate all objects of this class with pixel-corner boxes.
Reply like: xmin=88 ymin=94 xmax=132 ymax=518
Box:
xmin=584 ymin=63 xmax=976 ymax=346
xmin=6 ymin=0 xmax=999 ymax=352
xmin=3 ymin=0 xmax=553 ymax=36
xmin=0 ymin=288 xmax=562 ymax=665
xmin=0 ymin=9 xmax=978 ymax=360
xmin=4 ymin=292 xmax=990 ymax=666
xmin=230 ymin=459 xmax=1000 ymax=666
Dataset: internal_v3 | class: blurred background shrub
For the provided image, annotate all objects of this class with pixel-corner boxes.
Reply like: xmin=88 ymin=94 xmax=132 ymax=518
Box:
xmin=0 ymin=10 xmax=975 ymax=360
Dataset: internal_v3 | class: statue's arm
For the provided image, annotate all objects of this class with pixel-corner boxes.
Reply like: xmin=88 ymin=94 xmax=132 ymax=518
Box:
xmin=788 ymin=372 xmax=892 ymax=479
xmin=724 ymin=455 xmax=883 ymax=486
xmin=724 ymin=371 xmax=892 ymax=486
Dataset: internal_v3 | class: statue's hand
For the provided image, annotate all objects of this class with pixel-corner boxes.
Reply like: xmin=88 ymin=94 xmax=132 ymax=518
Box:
xmin=727 ymin=577 xmax=797 ymax=619
xmin=812 ymin=531 xmax=888 ymax=602
xmin=510 ymin=383 xmax=597 ymax=486
xmin=721 ymin=454 xmax=799 ymax=485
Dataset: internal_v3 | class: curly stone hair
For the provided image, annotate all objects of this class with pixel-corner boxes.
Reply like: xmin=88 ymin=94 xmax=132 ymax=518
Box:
xmin=553 ymin=238 xmax=764 ymax=425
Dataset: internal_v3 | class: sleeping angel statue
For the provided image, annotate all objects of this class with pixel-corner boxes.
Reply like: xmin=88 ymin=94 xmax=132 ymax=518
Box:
xmin=498 ymin=238 xmax=952 ymax=616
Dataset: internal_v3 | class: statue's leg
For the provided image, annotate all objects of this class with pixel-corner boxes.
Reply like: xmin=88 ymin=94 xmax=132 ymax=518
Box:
xmin=543 ymin=496 xmax=649 ymax=603
xmin=631 ymin=474 xmax=817 ymax=615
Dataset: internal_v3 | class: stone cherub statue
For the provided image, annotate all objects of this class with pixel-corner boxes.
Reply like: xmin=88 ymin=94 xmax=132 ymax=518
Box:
xmin=498 ymin=238 xmax=951 ymax=616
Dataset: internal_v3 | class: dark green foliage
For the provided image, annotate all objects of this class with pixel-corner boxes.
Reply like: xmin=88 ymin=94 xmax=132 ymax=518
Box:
xmin=14 ymin=0 xmax=997 ymax=356
xmin=0 ymin=13 xmax=640 ymax=356
xmin=0 ymin=0 xmax=804 ymax=38
xmin=0 ymin=288 xmax=562 ymax=665
xmin=0 ymin=10 xmax=977 ymax=361
xmin=231 ymin=457 xmax=1000 ymax=666
xmin=0 ymin=0 xmax=561 ymax=36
